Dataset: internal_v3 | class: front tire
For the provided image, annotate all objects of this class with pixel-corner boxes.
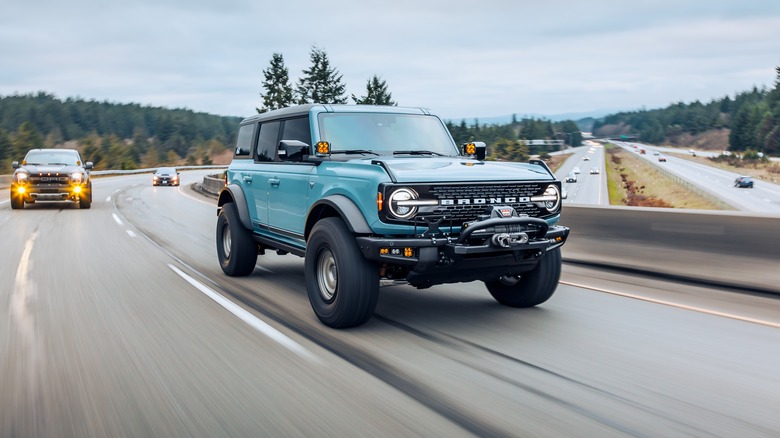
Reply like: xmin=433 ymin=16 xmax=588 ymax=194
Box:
xmin=485 ymin=248 xmax=562 ymax=308
xmin=305 ymin=217 xmax=379 ymax=328
xmin=10 ymin=192 xmax=24 ymax=210
xmin=216 ymin=202 xmax=257 ymax=276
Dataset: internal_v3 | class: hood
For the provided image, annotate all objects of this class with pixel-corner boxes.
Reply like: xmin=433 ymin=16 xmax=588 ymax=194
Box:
xmin=362 ymin=156 xmax=554 ymax=183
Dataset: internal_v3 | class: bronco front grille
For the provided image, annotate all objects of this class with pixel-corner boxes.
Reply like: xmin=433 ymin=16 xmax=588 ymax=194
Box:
xmin=380 ymin=181 xmax=557 ymax=226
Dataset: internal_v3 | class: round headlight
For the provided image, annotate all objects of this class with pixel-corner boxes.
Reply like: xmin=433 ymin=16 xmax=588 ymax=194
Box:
xmin=542 ymin=184 xmax=560 ymax=212
xmin=16 ymin=172 xmax=29 ymax=182
xmin=388 ymin=188 xmax=419 ymax=219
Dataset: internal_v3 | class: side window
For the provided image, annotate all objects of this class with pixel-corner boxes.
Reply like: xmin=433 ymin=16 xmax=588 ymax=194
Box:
xmin=235 ymin=124 xmax=255 ymax=156
xmin=281 ymin=117 xmax=312 ymax=146
xmin=279 ymin=117 xmax=312 ymax=162
xmin=256 ymin=121 xmax=281 ymax=162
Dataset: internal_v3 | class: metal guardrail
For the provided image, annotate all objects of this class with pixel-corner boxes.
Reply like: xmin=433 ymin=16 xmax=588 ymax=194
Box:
xmin=0 ymin=165 xmax=228 ymax=189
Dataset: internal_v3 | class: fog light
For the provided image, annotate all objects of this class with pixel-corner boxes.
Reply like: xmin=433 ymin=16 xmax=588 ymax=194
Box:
xmin=17 ymin=186 xmax=26 ymax=194
xmin=404 ymin=248 xmax=414 ymax=257
xmin=380 ymin=248 xmax=389 ymax=255
xmin=73 ymin=186 xmax=82 ymax=194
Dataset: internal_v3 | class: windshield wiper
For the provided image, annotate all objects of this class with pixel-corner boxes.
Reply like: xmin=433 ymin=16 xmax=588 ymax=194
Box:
xmin=393 ymin=150 xmax=445 ymax=156
xmin=331 ymin=149 xmax=380 ymax=156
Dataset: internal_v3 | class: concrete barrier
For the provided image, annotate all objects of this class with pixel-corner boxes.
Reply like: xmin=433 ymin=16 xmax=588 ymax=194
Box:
xmin=561 ymin=205 xmax=780 ymax=293
xmin=0 ymin=175 xmax=10 ymax=189
xmin=201 ymin=173 xmax=225 ymax=196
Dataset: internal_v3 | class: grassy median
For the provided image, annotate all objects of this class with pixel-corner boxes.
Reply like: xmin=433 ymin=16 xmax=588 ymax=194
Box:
xmin=604 ymin=144 xmax=726 ymax=210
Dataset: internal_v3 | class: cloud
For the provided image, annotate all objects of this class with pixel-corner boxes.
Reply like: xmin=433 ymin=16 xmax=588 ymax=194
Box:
xmin=1 ymin=0 xmax=779 ymax=120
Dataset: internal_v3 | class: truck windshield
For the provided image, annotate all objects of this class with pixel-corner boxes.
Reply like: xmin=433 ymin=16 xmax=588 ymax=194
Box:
xmin=24 ymin=151 xmax=80 ymax=166
xmin=318 ymin=113 xmax=458 ymax=156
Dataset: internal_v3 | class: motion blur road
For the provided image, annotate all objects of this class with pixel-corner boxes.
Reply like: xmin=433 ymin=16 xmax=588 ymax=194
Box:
xmin=555 ymin=144 xmax=609 ymax=206
xmin=2 ymin=171 xmax=780 ymax=436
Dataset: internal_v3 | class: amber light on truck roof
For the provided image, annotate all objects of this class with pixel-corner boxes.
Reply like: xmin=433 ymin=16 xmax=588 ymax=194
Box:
xmin=316 ymin=141 xmax=330 ymax=155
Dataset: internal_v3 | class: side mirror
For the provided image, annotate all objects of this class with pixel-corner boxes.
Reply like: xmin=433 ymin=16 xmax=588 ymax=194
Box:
xmin=278 ymin=140 xmax=310 ymax=162
xmin=85 ymin=161 xmax=94 ymax=170
xmin=235 ymin=146 xmax=250 ymax=156
xmin=12 ymin=161 xmax=19 ymax=169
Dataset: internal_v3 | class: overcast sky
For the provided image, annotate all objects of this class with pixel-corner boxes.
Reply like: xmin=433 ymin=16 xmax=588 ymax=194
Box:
xmin=2 ymin=0 xmax=779 ymax=121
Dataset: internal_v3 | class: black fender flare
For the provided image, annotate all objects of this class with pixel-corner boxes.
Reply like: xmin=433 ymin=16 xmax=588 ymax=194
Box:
xmin=218 ymin=184 xmax=253 ymax=230
xmin=309 ymin=194 xmax=372 ymax=235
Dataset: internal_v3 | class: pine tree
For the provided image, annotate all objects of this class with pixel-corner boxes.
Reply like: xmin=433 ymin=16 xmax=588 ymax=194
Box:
xmin=296 ymin=47 xmax=347 ymax=104
xmin=352 ymin=75 xmax=396 ymax=105
xmin=258 ymin=53 xmax=294 ymax=113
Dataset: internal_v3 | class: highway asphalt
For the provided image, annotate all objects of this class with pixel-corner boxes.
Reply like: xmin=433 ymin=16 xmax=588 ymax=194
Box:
xmin=2 ymin=171 xmax=780 ymax=436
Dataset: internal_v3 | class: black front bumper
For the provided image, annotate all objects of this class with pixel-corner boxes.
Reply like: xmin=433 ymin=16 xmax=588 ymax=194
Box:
xmin=357 ymin=217 xmax=569 ymax=288
xmin=11 ymin=183 xmax=89 ymax=203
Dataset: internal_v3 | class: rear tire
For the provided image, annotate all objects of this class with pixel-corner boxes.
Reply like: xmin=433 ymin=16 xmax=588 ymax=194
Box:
xmin=305 ymin=217 xmax=379 ymax=328
xmin=485 ymin=248 xmax=562 ymax=307
xmin=216 ymin=202 xmax=257 ymax=276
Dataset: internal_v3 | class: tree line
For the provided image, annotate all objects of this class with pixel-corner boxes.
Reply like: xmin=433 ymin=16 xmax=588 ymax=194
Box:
xmin=259 ymin=47 xmax=583 ymax=162
xmin=0 ymin=92 xmax=240 ymax=172
xmin=592 ymin=66 xmax=780 ymax=155
xmin=257 ymin=47 xmax=396 ymax=112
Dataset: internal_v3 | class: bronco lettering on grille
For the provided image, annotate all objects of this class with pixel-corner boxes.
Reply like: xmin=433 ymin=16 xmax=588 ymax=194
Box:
xmin=440 ymin=197 xmax=531 ymax=205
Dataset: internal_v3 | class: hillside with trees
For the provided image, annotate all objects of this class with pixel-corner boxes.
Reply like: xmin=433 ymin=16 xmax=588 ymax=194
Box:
xmin=592 ymin=66 xmax=780 ymax=155
xmin=0 ymin=92 xmax=240 ymax=173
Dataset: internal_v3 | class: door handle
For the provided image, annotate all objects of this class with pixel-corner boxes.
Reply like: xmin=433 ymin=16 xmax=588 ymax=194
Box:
xmin=269 ymin=177 xmax=280 ymax=187
xmin=242 ymin=175 xmax=253 ymax=184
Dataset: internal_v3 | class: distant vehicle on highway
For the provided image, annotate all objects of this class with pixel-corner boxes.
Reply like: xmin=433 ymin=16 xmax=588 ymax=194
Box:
xmin=589 ymin=167 xmax=600 ymax=174
xmin=653 ymin=151 xmax=660 ymax=156
xmin=640 ymin=149 xmax=646 ymax=154
xmin=153 ymin=167 xmax=180 ymax=186
xmin=583 ymin=156 xmax=590 ymax=161
xmin=658 ymin=156 xmax=667 ymax=162
xmin=572 ymin=166 xmax=581 ymax=174
xmin=565 ymin=172 xmax=577 ymax=182
xmin=734 ymin=176 xmax=754 ymax=188
xmin=10 ymin=148 xmax=93 ymax=209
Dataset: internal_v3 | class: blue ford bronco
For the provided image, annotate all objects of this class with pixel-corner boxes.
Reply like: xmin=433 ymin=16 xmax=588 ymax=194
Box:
xmin=216 ymin=104 xmax=569 ymax=328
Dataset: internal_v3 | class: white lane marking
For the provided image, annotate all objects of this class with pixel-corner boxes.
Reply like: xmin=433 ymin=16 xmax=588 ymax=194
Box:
xmin=168 ymin=264 xmax=318 ymax=362
xmin=106 ymin=196 xmax=111 ymax=202
xmin=126 ymin=230 xmax=136 ymax=238
xmin=561 ymin=281 xmax=780 ymax=329
xmin=112 ymin=213 xmax=123 ymax=225
xmin=1 ymin=199 xmax=9 ymax=205
xmin=12 ymin=232 xmax=41 ymax=388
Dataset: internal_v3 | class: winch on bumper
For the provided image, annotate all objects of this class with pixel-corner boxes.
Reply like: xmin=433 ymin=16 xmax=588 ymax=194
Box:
xmin=357 ymin=206 xmax=569 ymax=288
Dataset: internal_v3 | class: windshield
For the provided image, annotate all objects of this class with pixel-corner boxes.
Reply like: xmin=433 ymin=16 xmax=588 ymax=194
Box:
xmin=318 ymin=112 xmax=458 ymax=156
xmin=24 ymin=150 xmax=81 ymax=166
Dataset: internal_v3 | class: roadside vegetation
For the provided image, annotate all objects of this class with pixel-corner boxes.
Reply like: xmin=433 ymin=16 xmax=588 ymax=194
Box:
xmin=604 ymin=145 xmax=726 ymax=210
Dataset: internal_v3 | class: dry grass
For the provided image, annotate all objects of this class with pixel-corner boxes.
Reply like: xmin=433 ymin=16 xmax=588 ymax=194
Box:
xmin=543 ymin=153 xmax=572 ymax=174
xmin=605 ymin=146 xmax=726 ymax=210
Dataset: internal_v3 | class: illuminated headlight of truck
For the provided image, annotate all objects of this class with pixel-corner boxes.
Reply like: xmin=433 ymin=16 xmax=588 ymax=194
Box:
xmin=385 ymin=187 xmax=439 ymax=220
xmin=530 ymin=184 xmax=561 ymax=213
xmin=388 ymin=188 xmax=419 ymax=219
xmin=71 ymin=171 xmax=84 ymax=183
xmin=15 ymin=171 xmax=29 ymax=183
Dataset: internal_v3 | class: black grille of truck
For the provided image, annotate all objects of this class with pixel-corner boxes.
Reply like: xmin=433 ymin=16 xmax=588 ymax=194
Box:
xmin=379 ymin=181 xmax=557 ymax=226
xmin=428 ymin=183 xmax=546 ymax=222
